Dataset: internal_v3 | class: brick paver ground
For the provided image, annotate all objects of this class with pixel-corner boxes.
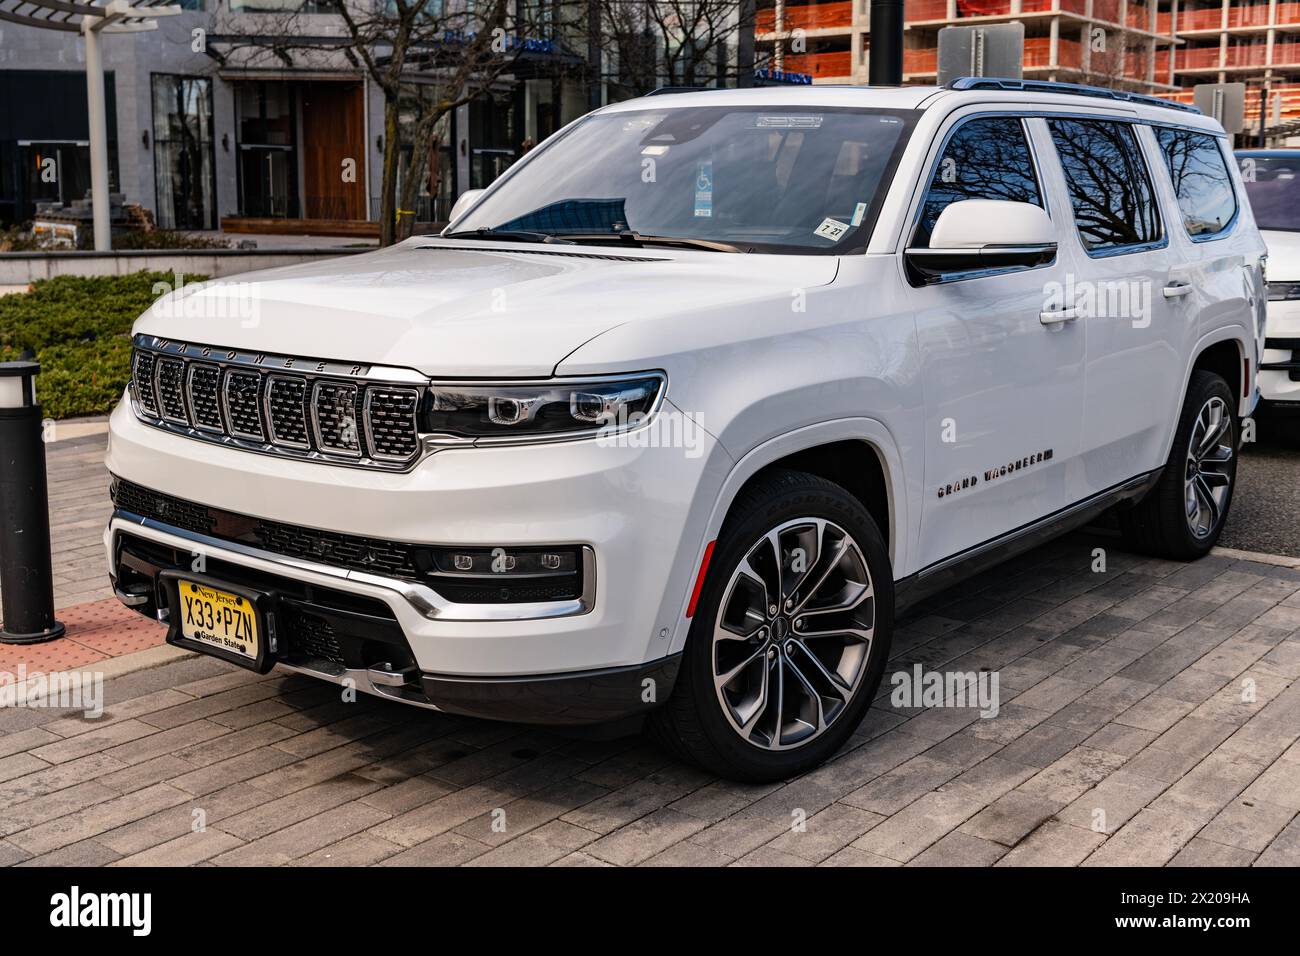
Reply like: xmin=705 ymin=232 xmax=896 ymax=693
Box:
xmin=2 ymin=533 xmax=1299 ymax=867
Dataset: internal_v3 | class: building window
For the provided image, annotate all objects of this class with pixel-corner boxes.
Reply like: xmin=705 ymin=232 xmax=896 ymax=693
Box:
xmin=235 ymin=82 xmax=298 ymax=218
xmin=151 ymin=75 xmax=216 ymax=230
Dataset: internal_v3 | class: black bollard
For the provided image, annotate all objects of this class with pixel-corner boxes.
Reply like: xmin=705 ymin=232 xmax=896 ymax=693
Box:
xmin=0 ymin=362 xmax=65 ymax=644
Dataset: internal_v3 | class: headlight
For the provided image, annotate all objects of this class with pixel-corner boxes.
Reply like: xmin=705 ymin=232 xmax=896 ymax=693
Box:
xmin=1267 ymin=281 xmax=1300 ymax=302
xmin=423 ymin=373 xmax=666 ymax=442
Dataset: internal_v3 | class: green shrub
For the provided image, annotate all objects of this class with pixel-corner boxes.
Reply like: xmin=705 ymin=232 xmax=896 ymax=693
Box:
xmin=0 ymin=271 xmax=207 ymax=419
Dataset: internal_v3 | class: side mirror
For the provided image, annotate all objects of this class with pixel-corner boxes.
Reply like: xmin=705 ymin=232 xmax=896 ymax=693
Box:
xmin=906 ymin=199 xmax=1057 ymax=280
xmin=447 ymin=188 xmax=485 ymax=226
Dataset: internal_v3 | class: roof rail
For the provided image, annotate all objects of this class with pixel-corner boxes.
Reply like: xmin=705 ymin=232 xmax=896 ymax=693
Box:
xmin=946 ymin=77 xmax=1201 ymax=114
xmin=646 ymin=86 xmax=710 ymax=96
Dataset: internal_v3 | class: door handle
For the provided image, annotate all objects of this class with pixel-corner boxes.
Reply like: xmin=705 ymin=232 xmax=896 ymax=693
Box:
xmin=1163 ymin=282 xmax=1194 ymax=298
xmin=1039 ymin=308 xmax=1078 ymax=325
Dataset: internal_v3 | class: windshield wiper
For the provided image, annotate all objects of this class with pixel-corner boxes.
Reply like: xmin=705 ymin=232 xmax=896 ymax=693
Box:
xmin=561 ymin=230 xmax=746 ymax=253
xmin=443 ymin=227 xmax=574 ymax=245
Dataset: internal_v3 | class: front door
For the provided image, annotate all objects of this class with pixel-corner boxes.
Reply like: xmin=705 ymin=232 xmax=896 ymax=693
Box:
xmin=905 ymin=114 xmax=1087 ymax=570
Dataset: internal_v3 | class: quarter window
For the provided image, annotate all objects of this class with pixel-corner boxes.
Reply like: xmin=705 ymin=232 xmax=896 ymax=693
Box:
xmin=1048 ymin=119 xmax=1162 ymax=253
xmin=914 ymin=117 xmax=1043 ymax=248
xmin=1155 ymin=128 xmax=1237 ymax=237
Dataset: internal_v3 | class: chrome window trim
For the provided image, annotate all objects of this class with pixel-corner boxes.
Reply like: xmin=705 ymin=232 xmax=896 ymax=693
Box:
xmin=109 ymin=510 xmax=597 ymax=622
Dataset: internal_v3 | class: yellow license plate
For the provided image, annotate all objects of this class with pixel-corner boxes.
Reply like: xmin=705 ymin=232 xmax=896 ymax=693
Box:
xmin=178 ymin=580 xmax=259 ymax=660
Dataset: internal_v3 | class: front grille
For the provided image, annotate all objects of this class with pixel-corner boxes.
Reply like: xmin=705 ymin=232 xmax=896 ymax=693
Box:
xmin=110 ymin=477 xmax=585 ymax=604
xmin=130 ymin=335 xmax=423 ymax=468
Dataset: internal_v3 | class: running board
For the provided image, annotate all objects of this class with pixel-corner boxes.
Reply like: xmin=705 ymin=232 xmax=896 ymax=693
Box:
xmin=894 ymin=469 xmax=1162 ymax=612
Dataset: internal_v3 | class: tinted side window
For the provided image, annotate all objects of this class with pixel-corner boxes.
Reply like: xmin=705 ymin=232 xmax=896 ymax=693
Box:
xmin=1155 ymin=128 xmax=1237 ymax=237
xmin=915 ymin=117 xmax=1042 ymax=248
xmin=1048 ymin=119 xmax=1162 ymax=252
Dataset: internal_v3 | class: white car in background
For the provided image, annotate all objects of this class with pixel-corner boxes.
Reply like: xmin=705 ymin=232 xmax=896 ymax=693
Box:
xmin=107 ymin=80 xmax=1264 ymax=782
xmin=1236 ymin=149 xmax=1300 ymax=420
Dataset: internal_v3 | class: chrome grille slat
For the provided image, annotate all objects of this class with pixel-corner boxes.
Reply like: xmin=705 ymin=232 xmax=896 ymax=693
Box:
xmin=223 ymin=370 xmax=265 ymax=441
xmin=363 ymin=387 xmax=421 ymax=461
xmin=312 ymin=381 xmax=362 ymax=456
xmin=185 ymin=363 xmax=223 ymax=433
xmin=154 ymin=358 xmax=188 ymax=425
xmin=129 ymin=337 xmax=423 ymax=470
xmin=265 ymin=375 xmax=310 ymax=449
xmin=132 ymin=351 xmax=158 ymax=415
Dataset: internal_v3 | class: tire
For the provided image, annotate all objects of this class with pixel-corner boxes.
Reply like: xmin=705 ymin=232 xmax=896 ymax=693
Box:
xmin=1119 ymin=370 xmax=1239 ymax=560
xmin=647 ymin=469 xmax=893 ymax=783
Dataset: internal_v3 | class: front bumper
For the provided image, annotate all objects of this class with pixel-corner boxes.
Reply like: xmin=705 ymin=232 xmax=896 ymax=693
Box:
xmin=105 ymin=397 xmax=726 ymax=721
xmin=109 ymin=508 xmax=681 ymax=724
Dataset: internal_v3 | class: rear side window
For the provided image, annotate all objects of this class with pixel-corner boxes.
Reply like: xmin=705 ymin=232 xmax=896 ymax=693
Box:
xmin=914 ymin=116 xmax=1042 ymax=248
xmin=1048 ymin=119 xmax=1162 ymax=253
xmin=1154 ymin=128 xmax=1237 ymax=237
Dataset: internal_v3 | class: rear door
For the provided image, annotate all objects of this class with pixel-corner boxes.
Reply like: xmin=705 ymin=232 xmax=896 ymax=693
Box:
xmin=1043 ymin=117 xmax=1186 ymax=494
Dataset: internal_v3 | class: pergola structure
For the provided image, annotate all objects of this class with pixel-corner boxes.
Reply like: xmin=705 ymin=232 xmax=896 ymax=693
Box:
xmin=0 ymin=0 xmax=181 ymax=250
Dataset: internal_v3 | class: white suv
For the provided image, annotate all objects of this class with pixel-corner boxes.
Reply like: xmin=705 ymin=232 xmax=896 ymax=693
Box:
xmin=107 ymin=79 xmax=1265 ymax=782
xmin=1235 ymin=148 xmax=1300 ymax=420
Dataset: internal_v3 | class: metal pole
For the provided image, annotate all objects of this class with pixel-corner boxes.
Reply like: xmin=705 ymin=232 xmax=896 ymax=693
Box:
xmin=0 ymin=363 xmax=65 ymax=645
xmin=737 ymin=0 xmax=756 ymax=87
xmin=869 ymin=0 xmax=905 ymax=86
xmin=83 ymin=17 xmax=111 ymax=252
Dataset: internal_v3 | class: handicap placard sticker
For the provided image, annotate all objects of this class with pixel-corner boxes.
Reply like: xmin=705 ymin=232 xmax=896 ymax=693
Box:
xmin=814 ymin=217 xmax=850 ymax=241
xmin=694 ymin=162 xmax=713 ymax=218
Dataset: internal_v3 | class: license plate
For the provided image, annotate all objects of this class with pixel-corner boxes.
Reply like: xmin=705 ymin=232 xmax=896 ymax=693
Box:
xmin=177 ymin=580 xmax=260 ymax=660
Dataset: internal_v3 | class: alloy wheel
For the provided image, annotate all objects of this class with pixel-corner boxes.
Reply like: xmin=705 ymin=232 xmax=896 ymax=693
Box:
xmin=711 ymin=517 xmax=875 ymax=751
xmin=1184 ymin=395 xmax=1235 ymax=539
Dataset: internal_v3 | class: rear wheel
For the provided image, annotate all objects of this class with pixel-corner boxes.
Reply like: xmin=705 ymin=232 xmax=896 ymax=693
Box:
xmin=648 ymin=469 xmax=893 ymax=783
xmin=1120 ymin=370 xmax=1238 ymax=560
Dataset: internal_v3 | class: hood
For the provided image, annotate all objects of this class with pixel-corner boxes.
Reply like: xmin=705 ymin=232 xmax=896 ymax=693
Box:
xmin=133 ymin=237 xmax=839 ymax=377
xmin=1261 ymin=229 xmax=1300 ymax=281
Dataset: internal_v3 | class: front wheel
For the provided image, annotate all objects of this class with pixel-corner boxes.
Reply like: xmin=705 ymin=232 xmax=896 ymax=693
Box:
xmin=648 ymin=469 xmax=893 ymax=783
xmin=1119 ymin=370 xmax=1239 ymax=560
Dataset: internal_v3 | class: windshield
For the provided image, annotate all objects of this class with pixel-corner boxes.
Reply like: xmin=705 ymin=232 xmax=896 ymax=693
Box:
xmin=450 ymin=105 xmax=917 ymax=254
xmin=1238 ymin=153 xmax=1300 ymax=231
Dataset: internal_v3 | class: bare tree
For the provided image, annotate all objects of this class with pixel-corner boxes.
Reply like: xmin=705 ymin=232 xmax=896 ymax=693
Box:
xmin=213 ymin=0 xmax=531 ymax=245
xmin=596 ymin=0 xmax=753 ymax=97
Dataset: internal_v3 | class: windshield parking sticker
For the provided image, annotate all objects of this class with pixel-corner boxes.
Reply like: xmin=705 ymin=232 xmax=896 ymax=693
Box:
xmin=814 ymin=217 xmax=850 ymax=241
xmin=851 ymin=202 xmax=868 ymax=227
xmin=694 ymin=162 xmax=713 ymax=218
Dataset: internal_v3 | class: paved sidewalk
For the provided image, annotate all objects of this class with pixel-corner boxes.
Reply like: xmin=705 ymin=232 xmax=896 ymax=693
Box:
xmin=1 ymin=534 xmax=1298 ymax=867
